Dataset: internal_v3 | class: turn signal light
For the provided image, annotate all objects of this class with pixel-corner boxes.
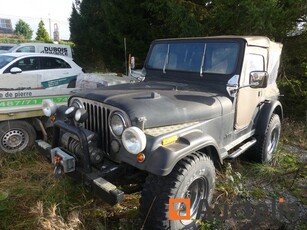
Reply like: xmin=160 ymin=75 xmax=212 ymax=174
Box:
xmin=50 ymin=115 xmax=56 ymax=122
xmin=136 ymin=153 xmax=145 ymax=163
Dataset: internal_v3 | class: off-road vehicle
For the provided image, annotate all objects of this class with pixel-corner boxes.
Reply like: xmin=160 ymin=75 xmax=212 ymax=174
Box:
xmin=36 ymin=36 xmax=283 ymax=229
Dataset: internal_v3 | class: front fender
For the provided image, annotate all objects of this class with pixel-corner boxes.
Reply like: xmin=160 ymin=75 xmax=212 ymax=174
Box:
xmin=144 ymin=131 xmax=221 ymax=176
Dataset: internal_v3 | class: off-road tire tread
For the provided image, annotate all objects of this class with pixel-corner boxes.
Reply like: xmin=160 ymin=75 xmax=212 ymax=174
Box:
xmin=139 ymin=153 xmax=214 ymax=229
xmin=250 ymin=114 xmax=281 ymax=163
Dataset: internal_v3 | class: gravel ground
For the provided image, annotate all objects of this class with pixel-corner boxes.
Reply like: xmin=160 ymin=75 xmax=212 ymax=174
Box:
xmin=213 ymin=145 xmax=307 ymax=230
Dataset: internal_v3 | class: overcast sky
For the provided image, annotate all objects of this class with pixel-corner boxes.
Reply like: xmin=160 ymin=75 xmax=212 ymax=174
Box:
xmin=0 ymin=0 xmax=74 ymax=40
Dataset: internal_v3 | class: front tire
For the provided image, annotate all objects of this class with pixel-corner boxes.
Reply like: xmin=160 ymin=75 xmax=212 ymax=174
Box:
xmin=0 ymin=120 xmax=36 ymax=154
xmin=139 ymin=153 xmax=216 ymax=229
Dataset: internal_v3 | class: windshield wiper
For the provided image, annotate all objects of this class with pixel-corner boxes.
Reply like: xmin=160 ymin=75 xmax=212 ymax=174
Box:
xmin=163 ymin=44 xmax=170 ymax=74
xmin=200 ymin=44 xmax=207 ymax=77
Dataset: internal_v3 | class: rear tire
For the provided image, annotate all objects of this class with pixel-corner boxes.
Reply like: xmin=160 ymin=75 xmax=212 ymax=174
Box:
xmin=249 ymin=114 xmax=281 ymax=163
xmin=0 ymin=120 xmax=36 ymax=154
xmin=139 ymin=153 xmax=215 ymax=229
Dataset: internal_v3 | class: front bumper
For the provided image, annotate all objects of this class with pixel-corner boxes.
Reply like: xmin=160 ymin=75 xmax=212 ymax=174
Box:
xmin=36 ymin=137 xmax=124 ymax=205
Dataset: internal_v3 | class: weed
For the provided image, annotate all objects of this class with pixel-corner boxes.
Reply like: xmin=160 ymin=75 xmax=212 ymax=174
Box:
xmin=297 ymin=221 xmax=307 ymax=230
xmin=281 ymin=118 xmax=307 ymax=149
xmin=0 ymin=190 xmax=9 ymax=211
xmin=215 ymin=162 xmax=248 ymax=201
xmin=0 ymin=150 xmax=142 ymax=229
xmin=30 ymin=201 xmax=83 ymax=230
xmin=196 ymin=218 xmax=222 ymax=230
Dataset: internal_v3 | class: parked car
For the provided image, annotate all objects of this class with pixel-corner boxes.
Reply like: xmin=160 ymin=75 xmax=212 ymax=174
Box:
xmin=37 ymin=36 xmax=283 ymax=229
xmin=0 ymin=53 xmax=83 ymax=88
xmin=0 ymin=43 xmax=73 ymax=57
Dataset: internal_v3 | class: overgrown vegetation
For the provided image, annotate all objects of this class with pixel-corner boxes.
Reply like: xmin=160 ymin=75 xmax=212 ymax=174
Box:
xmin=0 ymin=151 xmax=141 ymax=229
xmin=0 ymin=38 xmax=75 ymax=49
xmin=0 ymin=37 xmax=30 ymax=44
xmin=281 ymin=118 xmax=307 ymax=148
xmin=0 ymin=121 xmax=305 ymax=229
xmin=199 ymin=125 xmax=306 ymax=229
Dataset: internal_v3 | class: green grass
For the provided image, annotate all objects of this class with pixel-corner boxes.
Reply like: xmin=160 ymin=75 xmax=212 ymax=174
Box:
xmin=0 ymin=120 xmax=306 ymax=229
xmin=241 ymin=145 xmax=306 ymax=201
xmin=205 ymin=144 xmax=306 ymax=229
xmin=0 ymin=150 xmax=142 ymax=229
xmin=281 ymin=118 xmax=307 ymax=149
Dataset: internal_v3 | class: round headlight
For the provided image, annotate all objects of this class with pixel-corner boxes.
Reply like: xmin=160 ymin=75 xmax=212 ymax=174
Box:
xmin=122 ymin=127 xmax=146 ymax=154
xmin=110 ymin=112 xmax=127 ymax=136
xmin=65 ymin=106 xmax=77 ymax=118
xmin=74 ymin=108 xmax=88 ymax=123
xmin=42 ymin=99 xmax=57 ymax=117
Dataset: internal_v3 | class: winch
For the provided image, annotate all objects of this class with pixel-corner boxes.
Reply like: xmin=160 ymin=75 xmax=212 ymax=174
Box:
xmin=61 ymin=131 xmax=104 ymax=165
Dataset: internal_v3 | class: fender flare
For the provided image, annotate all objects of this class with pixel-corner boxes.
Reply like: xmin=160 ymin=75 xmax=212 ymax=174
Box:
xmin=144 ymin=132 xmax=222 ymax=176
xmin=255 ymin=100 xmax=283 ymax=136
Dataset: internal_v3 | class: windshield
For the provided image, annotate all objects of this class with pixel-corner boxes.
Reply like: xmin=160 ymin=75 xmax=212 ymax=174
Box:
xmin=147 ymin=42 xmax=240 ymax=75
xmin=0 ymin=45 xmax=14 ymax=51
xmin=0 ymin=55 xmax=16 ymax=69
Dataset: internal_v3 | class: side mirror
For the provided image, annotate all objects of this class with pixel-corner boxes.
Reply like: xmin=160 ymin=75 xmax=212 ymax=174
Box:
xmin=10 ymin=67 xmax=22 ymax=74
xmin=130 ymin=68 xmax=146 ymax=82
xmin=128 ymin=55 xmax=135 ymax=76
xmin=131 ymin=56 xmax=135 ymax=69
xmin=249 ymin=71 xmax=268 ymax=88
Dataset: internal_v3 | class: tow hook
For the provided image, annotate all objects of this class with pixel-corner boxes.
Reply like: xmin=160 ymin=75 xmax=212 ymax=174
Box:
xmin=53 ymin=155 xmax=64 ymax=178
xmin=54 ymin=163 xmax=64 ymax=177
xmin=50 ymin=147 xmax=76 ymax=173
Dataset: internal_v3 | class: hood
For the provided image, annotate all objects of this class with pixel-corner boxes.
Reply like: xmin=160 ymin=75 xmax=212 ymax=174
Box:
xmin=75 ymin=81 xmax=232 ymax=128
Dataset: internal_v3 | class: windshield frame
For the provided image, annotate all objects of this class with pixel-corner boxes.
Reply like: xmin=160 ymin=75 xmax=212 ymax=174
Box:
xmin=145 ymin=39 xmax=243 ymax=77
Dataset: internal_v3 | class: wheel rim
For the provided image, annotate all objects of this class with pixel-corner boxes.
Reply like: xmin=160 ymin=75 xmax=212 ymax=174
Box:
xmin=179 ymin=177 xmax=209 ymax=225
xmin=266 ymin=126 xmax=279 ymax=159
xmin=1 ymin=128 xmax=29 ymax=153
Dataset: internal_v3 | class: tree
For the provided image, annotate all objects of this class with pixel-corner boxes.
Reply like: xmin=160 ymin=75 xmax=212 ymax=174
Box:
xmin=15 ymin=19 xmax=33 ymax=40
xmin=69 ymin=0 xmax=150 ymax=71
xmin=203 ymin=0 xmax=306 ymax=41
xmin=142 ymin=0 xmax=210 ymax=38
xmin=279 ymin=31 xmax=307 ymax=120
xmin=36 ymin=20 xmax=52 ymax=42
xmin=69 ymin=0 xmax=307 ymax=120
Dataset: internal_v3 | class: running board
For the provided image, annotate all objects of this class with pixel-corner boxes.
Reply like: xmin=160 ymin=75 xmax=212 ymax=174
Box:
xmin=226 ymin=138 xmax=257 ymax=159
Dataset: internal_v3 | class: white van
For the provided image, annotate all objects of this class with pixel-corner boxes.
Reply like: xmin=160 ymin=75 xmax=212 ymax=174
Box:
xmin=6 ymin=43 xmax=73 ymax=57
xmin=0 ymin=44 xmax=16 ymax=52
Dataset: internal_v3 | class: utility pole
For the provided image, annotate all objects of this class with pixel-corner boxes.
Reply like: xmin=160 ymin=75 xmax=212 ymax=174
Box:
xmin=48 ymin=13 xmax=51 ymax=39
xmin=124 ymin=37 xmax=127 ymax=75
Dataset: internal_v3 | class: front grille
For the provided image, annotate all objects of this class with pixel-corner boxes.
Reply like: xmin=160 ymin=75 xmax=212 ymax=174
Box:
xmin=83 ymin=102 xmax=111 ymax=153
xmin=70 ymin=98 xmax=114 ymax=154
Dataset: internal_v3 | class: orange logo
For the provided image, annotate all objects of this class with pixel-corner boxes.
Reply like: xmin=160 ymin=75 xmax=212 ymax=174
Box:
xmin=169 ymin=198 xmax=191 ymax=220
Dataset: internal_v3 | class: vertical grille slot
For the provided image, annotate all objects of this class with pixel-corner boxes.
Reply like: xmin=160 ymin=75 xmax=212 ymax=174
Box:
xmin=82 ymin=101 xmax=111 ymax=153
